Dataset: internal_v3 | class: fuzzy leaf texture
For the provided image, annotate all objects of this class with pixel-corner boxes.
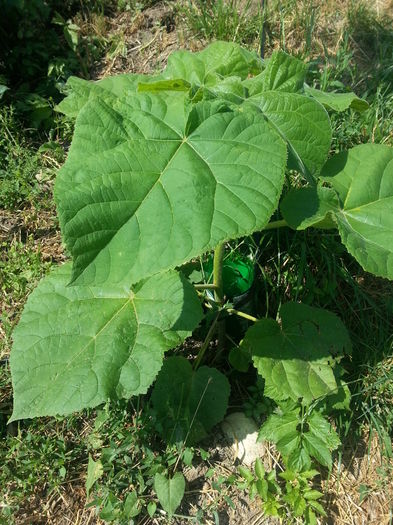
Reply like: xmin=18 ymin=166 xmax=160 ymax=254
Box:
xmin=55 ymin=93 xmax=287 ymax=286
xmin=241 ymin=303 xmax=352 ymax=403
xmin=10 ymin=264 xmax=202 ymax=421
xmin=281 ymin=144 xmax=393 ymax=279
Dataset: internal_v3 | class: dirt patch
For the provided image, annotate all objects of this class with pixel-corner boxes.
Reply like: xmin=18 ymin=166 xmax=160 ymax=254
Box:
xmin=94 ymin=3 xmax=204 ymax=80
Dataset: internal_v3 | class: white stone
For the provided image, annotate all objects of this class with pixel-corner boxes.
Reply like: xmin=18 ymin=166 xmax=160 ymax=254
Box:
xmin=221 ymin=412 xmax=266 ymax=466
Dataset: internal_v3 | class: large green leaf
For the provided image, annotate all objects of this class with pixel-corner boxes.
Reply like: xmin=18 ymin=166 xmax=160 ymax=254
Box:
xmin=151 ymin=356 xmax=230 ymax=444
xmin=304 ymin=85 xmax=369 ymax=112
xmin=55 ymin=93 xmax=287 ymax=286
xmin=10 ymin=264 xmax=202 ymax=421
xmin=244 ymin=51 xmax=308 ymax=96
xmin=282 ymin=144 xmax=393 ymax=279
xmin=244 ymin=92 xmax=331 ymax=177
xmin=241 ymin=302 xmax=351 ymax=403
xmin=164 ymin=41 xmax=261 ymax=86
xmin=321 ymin=144 xmax=393 ymax=279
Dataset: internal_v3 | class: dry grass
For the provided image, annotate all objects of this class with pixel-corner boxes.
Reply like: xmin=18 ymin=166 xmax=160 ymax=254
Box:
xmin=325 ymin=432 xmax=393 ymax=524
xmin=1 ymin=1 xmax=392 ymax=524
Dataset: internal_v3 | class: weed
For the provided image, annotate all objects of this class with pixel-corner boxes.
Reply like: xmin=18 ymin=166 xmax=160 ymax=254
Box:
xmin=0 ymin=236 xmax=52 ymax=358
xmin=181 ymin=0 xmax=262 ymax=45
xmin=0 ymin=107 xmax=63 ymax=209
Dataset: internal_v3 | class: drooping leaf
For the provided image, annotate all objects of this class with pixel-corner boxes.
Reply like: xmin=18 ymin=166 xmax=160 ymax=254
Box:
xmin=151 ymin=356 xmax=230 ymax=444
xmin=258 ymin=407 xmax=299 ymax=448
xmin=302 ymin=412 xmax=340 ymax=469
xmin=321 ymin=144 xmax=393 ymax=279
xmin=154 ymin=472 xmax=185 ymax=517
xmin=244 ymin=51 xmax=308 ymax=96
xmin=284 ymin=144 xmax=393 ymax=279
xmin=287 ymin=446 xmax=312 ymax=472
xmin=55 ymin=92 xmax=287 ymax=286
xmin=244 ymin=92 xmax=331 ymax=177
xmin=304 ymin=85 xmax=369 ymax=112
xmin=258 ymin=404 xmax=312 ymax=470
xmin=10 ymin=264 xmax=202 ymax=421
xmin=229 ymin=345 xmax=251 ymax=372
xmin=242 ymin=302 xmax=351 ymax=403
xmin=164 ymin=41 xmax=262 ymax=86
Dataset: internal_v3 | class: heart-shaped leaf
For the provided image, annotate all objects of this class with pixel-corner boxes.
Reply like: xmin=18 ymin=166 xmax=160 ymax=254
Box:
xmin=281 ymin=185 xmax=339 ymax=230
xmin=152 ymin=356 xmax=230 ymax=444
xmin=10 ymin=264 xmax=202 ymax=421
xmin=55 ymin=93 xmax=287 ymax=286
xmin=241 ymin=302 xmax=351 ymax=403
xmin=321 ymin=144 xmax=393 ymax=279
xmin=154 ymin=472 xmax=185 ymax=517
xmin=56 ymin=73 xmax=158 ymax=118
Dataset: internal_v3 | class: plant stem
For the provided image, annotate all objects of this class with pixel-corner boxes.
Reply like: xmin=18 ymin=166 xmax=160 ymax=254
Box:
xmin=213 ymin=242 xmax=225 ymax=306
xmin=263 ymin=219 xmax=288 ymax=230
xmin=227 ymin=308 xmax=258 ymax=323
xmin=193 ymin=313 xmax=220 ymax=370
xmin=213 ymin=242 xmax=227 ymax=353
xmin=260 ymin=0 xmax=267 ymax=58
xmin=194 ymin=283 xmax=217 ymax=290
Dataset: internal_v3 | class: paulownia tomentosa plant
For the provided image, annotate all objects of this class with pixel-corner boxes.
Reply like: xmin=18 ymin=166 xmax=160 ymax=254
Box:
xmin=9 ymin=43 xmax=393 ymax=475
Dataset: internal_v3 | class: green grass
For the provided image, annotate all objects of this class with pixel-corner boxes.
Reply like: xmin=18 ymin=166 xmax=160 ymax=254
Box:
xmin=180 ymin=0 xmax=263 ymax=46
xmin=0 ymin=108 xmax=44 ymax=209
xmin=0 ymin=383 xmax=89 ymax=524
xmin=1 ymin=1 xmax=393 ymax=523
xmin=0 ymin=236 xmax=53 ymax=358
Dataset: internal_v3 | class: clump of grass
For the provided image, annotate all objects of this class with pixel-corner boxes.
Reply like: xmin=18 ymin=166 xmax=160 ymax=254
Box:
xmin=0 ymin=108 xmax=43 ymax=209
xmin=0 ymin=389 xmax=90 ymax=524
xmin=0 ymin=236 xmax=52 ymax=358
xmin=180 ymin=0 xmax=263 ymax=45
xmin=0 ymin=107 xmax=64 ymax=210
